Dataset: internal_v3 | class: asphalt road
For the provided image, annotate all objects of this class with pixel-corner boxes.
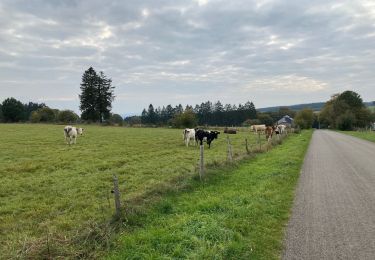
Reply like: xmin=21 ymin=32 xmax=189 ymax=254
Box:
xmin=283 ymin=130 xmax=375 ymax=260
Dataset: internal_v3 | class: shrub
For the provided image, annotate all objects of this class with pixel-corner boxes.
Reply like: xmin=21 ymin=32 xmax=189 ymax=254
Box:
xmin=57 ymin=110 xmax=79 ymax=123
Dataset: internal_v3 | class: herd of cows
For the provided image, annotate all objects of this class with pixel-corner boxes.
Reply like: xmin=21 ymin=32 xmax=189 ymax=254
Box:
xmin=62 ymin=124 xmax=288 ymax=147
xmin=183 ymin=124 xmax=288 ymax=148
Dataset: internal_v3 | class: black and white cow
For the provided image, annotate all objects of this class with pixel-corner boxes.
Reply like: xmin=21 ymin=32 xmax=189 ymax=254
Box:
xmin=195 ymin=129 xmax=220 ymax=148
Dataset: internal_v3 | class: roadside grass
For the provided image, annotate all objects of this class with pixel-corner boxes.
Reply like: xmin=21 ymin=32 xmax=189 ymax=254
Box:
xmin=107 ymin=130 xmax=313 ymax=259
xmin=338 ymin=130 xmax=375 ymax=143
xmin=0 ymin=124 xmax=264 ymax=259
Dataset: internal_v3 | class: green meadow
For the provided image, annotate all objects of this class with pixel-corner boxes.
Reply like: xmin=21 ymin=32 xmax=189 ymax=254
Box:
xmin=0 ymin=124 xmax=312 ymax=258
xmin=107 ymin=130 xmax=312 ymax=259
xmin=0 ymin=124 xmax=266 ymax=258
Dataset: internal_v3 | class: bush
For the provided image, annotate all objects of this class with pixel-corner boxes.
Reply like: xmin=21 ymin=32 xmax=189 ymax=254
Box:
xmin=109 ymin=114 xmax=124 ymax=126
xmin=172 ymin=110 xmax=197 ymax=128
xmin=30 ymin=107 xmax=56 ymax=123
xmin=336 ymin=111 xmax=355 ymax=130
xmin=57 ymin=110 xmax=79 ymax=123
xmin=295 ymin=109 xmax=313 ymax=129
xmin=2 ymin=97 xmax=25 ymax=122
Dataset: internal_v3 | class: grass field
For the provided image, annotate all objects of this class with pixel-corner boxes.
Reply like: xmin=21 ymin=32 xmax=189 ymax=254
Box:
xmin=0 ymin=124 xmax=267 ymax=259
xmin=339 ymin=130 xmax=375 ymax=143
xmin=107 ymin=130 xmax=313 ymax=259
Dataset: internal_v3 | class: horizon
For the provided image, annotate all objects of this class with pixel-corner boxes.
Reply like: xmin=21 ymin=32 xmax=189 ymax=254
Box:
xmin=1 ymin=1 xmax=375 ymax=115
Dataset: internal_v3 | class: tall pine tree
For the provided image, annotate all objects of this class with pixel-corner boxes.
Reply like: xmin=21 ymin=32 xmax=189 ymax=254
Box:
xmin=79 ymin=67 xmax=115 ymax=122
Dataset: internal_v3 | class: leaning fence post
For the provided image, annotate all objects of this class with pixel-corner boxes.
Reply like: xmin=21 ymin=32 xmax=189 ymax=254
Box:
xmin=227 ymin=136 xmax=233 ymax=162
xmin=245 ymin=138 xmax=249 ymax=154
xmin=199 ymin=145 xmax=204 ymax=180
xmin=112 ymin=174 xmax=121 ymax=217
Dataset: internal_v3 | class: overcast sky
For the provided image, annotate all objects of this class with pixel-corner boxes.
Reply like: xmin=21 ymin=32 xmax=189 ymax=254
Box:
xmin=0 ymin=0 xmax=374 ymax=115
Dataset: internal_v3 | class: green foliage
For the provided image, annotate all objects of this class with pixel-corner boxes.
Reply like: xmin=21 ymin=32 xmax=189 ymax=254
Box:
xmin=109 ymin=114 xmax=124 ymax=126
xmin=0 ymin=104 xmax=3 ymax=122
xmin=30 ymin=107 xmax=57 ymax=123
xmin=294 ymin=109 xmax=313 ymax=129
xmin=57 ymin=110 xmax=79 ymax=123
xmin=1 ymin=97 xmax=25 ymax=122
xmin=257 ymin=113 xmax=274 ymax=126
xmin=320 ymin=91 xmax=372 ymax=130
xmin=80 ymin=67 xmax=115 ymax=123
xmin=172 ymin=109 xmax=198 ymax=128
xmin=336 ymin=111 xmax=355 ymax=130
xmin=141 ymin=101 xmax=257 ymax=126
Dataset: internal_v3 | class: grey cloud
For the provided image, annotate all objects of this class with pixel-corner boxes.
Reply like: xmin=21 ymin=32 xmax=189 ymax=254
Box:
xmin=0 ymin=0 xmax=374 ymax=114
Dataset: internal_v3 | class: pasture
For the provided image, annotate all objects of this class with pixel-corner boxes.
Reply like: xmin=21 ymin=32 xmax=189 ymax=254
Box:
xmin=107 ymin=130 xmax=313 ymax=259
xmin=0 ymin=124 xmax=264 ymax=258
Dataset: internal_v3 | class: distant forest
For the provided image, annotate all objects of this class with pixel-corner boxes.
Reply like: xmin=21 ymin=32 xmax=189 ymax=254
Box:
xmin=131 ymin=101 xmax=298 ymax=127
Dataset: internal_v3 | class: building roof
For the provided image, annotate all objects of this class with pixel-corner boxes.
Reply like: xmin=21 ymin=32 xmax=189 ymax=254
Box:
xmin=278 ymin=115 xmax=294 ymax=125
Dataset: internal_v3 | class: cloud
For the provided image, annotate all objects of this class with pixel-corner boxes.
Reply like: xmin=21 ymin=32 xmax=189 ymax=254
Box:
xmin=0 ymin=0 xmax=374 ymax=114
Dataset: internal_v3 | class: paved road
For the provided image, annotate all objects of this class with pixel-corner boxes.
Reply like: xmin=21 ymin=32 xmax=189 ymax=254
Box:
xmin=283 ymin=130 xmax=375 ymax=260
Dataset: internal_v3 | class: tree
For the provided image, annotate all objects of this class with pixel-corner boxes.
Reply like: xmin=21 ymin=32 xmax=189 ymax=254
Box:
xmin=30 ymin=107 xmax=57 ymax=122
xmin=147 ymin=104 xmax=157 ymax=124
xmin=109 ymin=114 xmax=124 ymax=126
xmin=295 ymin=109 xmax=314 ymax=129
xmin=172 ymin=109 xmax=197 ymax=128
xmin=0 ymin=104 xmax=3 ymax=122
xmin=57 ymin=110 xmax=79 ymax=123
xmin=79 ymin=67 xmax=115 ymax=123
xmin=2 ymin=97 xmax=25 ymax=122
xmin=320 ymin=91 xmax=371 ymax=129
xmin=24 ymin=102 xmax=45 ymax=120
xmin=97 ymin=71 xmax=115 ymax=122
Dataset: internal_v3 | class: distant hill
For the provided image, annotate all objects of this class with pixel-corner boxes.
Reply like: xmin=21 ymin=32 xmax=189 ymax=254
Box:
xmin=258 ymin=101 xmax=374 ymax=113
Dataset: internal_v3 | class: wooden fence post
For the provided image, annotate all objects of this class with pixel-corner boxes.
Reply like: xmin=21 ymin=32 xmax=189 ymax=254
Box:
xmin=227 ymin=136 xmax=233 ymax=162
xmin=245 ymin=138 xmax=249 ymax=154
xmin=112 ymin=174 xmax=121 ymax=217
xmin=199 ymin=145 xmax=204 ymax=180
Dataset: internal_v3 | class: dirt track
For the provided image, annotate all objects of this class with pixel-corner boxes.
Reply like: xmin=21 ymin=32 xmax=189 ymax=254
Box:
xmin=283 ymin=130 xmax=375 ymax=260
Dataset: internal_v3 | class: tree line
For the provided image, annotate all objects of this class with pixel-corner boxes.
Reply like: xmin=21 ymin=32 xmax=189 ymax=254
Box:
xmin=139 ymin=101 xmax=257 ymax=127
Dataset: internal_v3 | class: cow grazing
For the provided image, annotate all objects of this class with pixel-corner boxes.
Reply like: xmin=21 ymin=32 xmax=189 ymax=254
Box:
xmin=195 ymin=129 xmax=220 ymax=148
xmin=224 ymin=127 xmax=237 ymax=134
xmin=277 ymin=124 xmax=287 ymax=134
xmin=250 ymin=124 xmax=266 ymax=133
xmin=64 ymin=125 xmax=84 ymax=145
xmin=183 ymin=128 xmax=196 ymax=147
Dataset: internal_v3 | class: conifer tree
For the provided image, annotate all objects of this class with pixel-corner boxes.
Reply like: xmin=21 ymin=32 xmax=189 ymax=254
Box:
xmin=79 ymin=67 xmax=115 ymax=122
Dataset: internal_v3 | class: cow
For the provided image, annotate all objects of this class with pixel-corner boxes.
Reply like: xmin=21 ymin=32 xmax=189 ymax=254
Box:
xmin=276 ymin=124 xmax=287 ymax=135
xmin=195 ymin=129 xmax=220 ymax=148
xmin=265 ymin=126 xmax=275 ymax=142
xmin=250 ymin=124 xmax=266 ymax=133
xmin=183 ymin=128 xmax=196 ymax=147
xmin=64 ymin=125 xmax=83 ymax=145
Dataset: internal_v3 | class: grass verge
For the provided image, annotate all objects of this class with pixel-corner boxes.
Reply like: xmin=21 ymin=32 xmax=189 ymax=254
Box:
xmin=338 ymin=130 xmax=375 ymax=143
xmin=107 ymin=130 xmax=313 ymax=259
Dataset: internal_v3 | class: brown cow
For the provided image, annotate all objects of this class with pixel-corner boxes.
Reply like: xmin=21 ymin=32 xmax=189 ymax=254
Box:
xmin=265 ymin=126 xmax=276 ymax=142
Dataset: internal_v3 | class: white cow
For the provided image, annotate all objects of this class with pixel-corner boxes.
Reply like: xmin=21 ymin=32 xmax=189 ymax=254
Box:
xmin=277 ymin=124 xmax=287 ymax=134
xmin=64 ymin=125 xmax=83 ymax=145
xmin=250 ymin=124 xmax=266 ymax=133
xmin=183 ymin=128 xmax=196 ymax=147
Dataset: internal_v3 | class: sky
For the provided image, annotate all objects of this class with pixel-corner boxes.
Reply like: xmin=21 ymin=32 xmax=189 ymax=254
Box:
xmin=0 ymin=0 xmax=375 ymax=115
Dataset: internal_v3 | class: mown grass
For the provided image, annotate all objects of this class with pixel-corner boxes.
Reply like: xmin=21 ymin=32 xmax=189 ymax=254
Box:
xmin=0 ymin=124 xmax=265 ymax=259
xmin=107 ymin=130 xmax=313 ymax=259
xmin=338 ymin=130 xmax=375 ymax=143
